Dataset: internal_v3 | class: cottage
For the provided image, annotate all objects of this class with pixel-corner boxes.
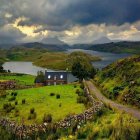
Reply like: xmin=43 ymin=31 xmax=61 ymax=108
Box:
xmin=45 ymin=71 xmax=78 ymax=86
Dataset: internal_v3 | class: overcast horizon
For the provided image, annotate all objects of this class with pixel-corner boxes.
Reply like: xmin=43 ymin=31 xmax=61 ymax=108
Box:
xmin=0 ymin=0 xmax=140 ymax=45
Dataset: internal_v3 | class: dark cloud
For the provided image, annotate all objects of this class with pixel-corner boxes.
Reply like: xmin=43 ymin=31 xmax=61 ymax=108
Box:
xmin=0 ymin=0 xmax=140 ymax=44
xmin=1 ymin=0 xmax=140 ymax=31
xmin=0 ymin=25 xmax=26 ymax=44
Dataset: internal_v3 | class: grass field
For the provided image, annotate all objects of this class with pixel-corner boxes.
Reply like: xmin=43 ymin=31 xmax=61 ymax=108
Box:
xmin=0 ymin=84 xmax=85 ymax=124
xmin=0 ymin=74 xmax=35 ymax=85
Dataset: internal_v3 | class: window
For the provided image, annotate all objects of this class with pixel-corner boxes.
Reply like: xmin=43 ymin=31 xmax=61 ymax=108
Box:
xmin=48 ymin=75 xmax=51 ymax=79
xmin=60 ymin=75 xmax=63 ymax=79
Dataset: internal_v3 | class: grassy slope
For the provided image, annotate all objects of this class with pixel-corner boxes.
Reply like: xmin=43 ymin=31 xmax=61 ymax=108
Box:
xmin=0 ymin=84 xmax=85 ymax=124
xmin=0 ymin=73 xmax=35 ymax=85
xmin=94 ymin=55 xmax=140 ymax=108
xmin=74 ymin=108 xmax=140 ymax=140
xmin=33 ymin=52 xmax=68 ymax=70
xmin=0 ymin=47 xmax=100 ymax=70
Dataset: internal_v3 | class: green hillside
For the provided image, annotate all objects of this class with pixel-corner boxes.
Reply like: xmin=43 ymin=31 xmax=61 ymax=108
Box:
xmin=95 ymin=55 xmax=140 ymax=108
xmin=87 ymin=41 xmax=140 ymax=54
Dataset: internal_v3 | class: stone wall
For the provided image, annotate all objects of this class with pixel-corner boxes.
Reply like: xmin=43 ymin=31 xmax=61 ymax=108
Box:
xmin=0 ymin=82 xmax=103 ymax=139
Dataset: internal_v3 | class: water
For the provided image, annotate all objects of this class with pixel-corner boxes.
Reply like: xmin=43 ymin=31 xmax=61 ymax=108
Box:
xmin=67 ymin=49 xmax=132 ymax=69
xmin=3 ymin=62 xmax=54 ymax=76
xmin=3 ymin=50 xmax=132 ymax=75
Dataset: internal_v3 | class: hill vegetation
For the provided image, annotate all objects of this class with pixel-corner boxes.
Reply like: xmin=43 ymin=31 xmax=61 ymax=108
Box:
xmin=87 ymin=41 xmax=140 ymax=54
xmin=94 ymin=55 xmax=140 ymax=108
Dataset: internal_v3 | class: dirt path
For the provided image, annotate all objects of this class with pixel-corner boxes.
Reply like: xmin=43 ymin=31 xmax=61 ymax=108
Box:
xmin=86 ymin=81 xmax=140 ymax=120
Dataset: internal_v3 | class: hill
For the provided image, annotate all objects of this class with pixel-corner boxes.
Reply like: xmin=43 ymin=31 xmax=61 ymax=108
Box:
xmin=87 ymin=41 xmax=140 ymax=54
xmin=13 ymin=42 xmax=69 ymax=52
xmin=0 ymin=42 xmax=69 ymax=52
xmin=94 ymin=55 xmax=140 ymax=108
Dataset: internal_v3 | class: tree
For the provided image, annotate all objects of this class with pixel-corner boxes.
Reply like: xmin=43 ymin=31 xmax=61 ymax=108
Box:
xmin=72 ymin=62 xmax=88 ymax=81
xmin=34 ymin=71 xmax=45 ymax=84
xmin=67 ymin=51 xmax=96 ymax=81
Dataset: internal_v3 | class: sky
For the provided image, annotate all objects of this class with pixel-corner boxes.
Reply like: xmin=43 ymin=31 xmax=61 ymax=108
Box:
xmin=0 ymin=0 xmax=140 ymax=44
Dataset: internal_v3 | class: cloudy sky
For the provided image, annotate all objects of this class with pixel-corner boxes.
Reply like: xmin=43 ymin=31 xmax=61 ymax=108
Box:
xmin=0 ymin=0 xmax=140 ymax=44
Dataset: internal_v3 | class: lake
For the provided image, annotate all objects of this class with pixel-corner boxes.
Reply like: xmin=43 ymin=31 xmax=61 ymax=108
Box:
xmin=67 ymin=49 xmax=132 ymax=69
xmin=3 ymin=62 xmax=54 ymax=76
xmin=3 ymin=49 xmax=132 ymax=75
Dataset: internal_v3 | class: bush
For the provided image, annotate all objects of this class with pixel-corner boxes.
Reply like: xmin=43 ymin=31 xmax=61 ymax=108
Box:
xmin=11 ymin=92 xmax=17 ymax=96
xmin=8 ymin=96 xmax=16 ymax=101
xmin=13 ymin=92 xmax=17 ymax=96
xmin=22 ymin=99 xmax=26 ymax=104
xmin=0 ymin=90 xmax=7 ymax=98
xmin=50 ymin=93 xmax=55 ymax=96
xmin=15 ymin=101 xmax=18 ymax=105
xmin=59 ymin=103 xmax=62 ymax=107
xmin=14 ymin=109 xmax=20 ymax=117
xmin=77 ymin=96 xmax=88 ymax=104
xmin=3 ymin=103 xmax=15 ymax=113
xmin=76 ymin=89 xmax=80 ymax=94
xmin=78 ymin=91 xmax=84 ymax=96
xmin=74 ymin=85 xmax=77 ymax=88
xmin=56 ymin=94 xmax=60 ymax=99
xmin=77 ymin=128 xmax=87 ymax=139
xmin=30 ymin=108 xmax=35 ymax=114
xmin=80 ymin=83 xmax=84 ymax=89
xmin=28 ymin=112 xmax=37 ymax=120
xmin=43 ymin=114 xmax=52 ymax=123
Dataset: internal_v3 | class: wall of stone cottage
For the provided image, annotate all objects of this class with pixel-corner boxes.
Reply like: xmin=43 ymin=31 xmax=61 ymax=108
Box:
xmin=0 ymin=81 xmax=103 ymax=139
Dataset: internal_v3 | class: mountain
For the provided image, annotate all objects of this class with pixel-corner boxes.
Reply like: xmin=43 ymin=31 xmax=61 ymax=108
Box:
xmin=0 ymin=42 xmax=69 ymax=52
xmin=41 ymin=37 xmax=66 ymax=45
xmin=92 ymin=36 xmax=112 ymax=44
xmin=87 ymin=41 xmax=140 ymax=54
xmin=95 ymin=55 xmax=140 ymax=108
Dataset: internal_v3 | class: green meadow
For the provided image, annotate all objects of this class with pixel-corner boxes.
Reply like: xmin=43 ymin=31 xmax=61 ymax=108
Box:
xmin=0 ymin=84 xmax=85 ymax=124
xmin=0 ymin=74 xmax=35 ymax=85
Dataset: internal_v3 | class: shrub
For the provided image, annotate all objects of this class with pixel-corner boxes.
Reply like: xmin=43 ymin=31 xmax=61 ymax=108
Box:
xmin=74 ymin=85 xmax=77 ymax=88
xmin=3 ymin=103 xmax=10 ymax=110
xmin=30 ymin=108 xmax=35 ymax=114
xmin=3 ymin=103 xmax=15 ymax=113
xmin=50 ymin=93 xmax=55 ymax=96
xmin=56 ymin=94 xmax=60 ymax=99
xmin=8 ymin=96 xmax=16 ymax=101
xmin=13 ymin=92 xmax=17 ymax=96
xmin=15 ymin=101 xmax=18 ymax=105
xmin=11 ymin=92 xmax=17 ymax=96
xmin=59 ymin=103 xmax=62 ymax=107
xmin=22 ymin=99 xmax=26 ymax=104
xmin=28 ymin=112 xmax=37 ymax=120
xmin=77 ymin=96 xmax=88 ymax=104
xmin=80 ymin=83 xmax=84 ymax=89
xmin=14 ymin=109 xmax=20 ymax=117
xmin=76 ymin=89 xmax=80 ymax=94
xmin=78 ymin=91 xmax=84 ymax=96
xmin=0 ymin=90 xmax=7 ymax=98
xmin=77 ymin=128 xmax=87 ymax=139
xmin=43 ymin=114 xmax=52 ymax=123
